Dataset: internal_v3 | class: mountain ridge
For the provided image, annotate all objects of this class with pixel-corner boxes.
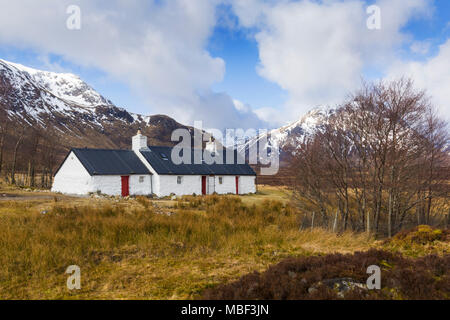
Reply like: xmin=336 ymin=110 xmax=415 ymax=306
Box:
xmin=0 ymin=58 xmax=198 ymax=150
xmin=236 ymin=108 xmax=331 ymax=162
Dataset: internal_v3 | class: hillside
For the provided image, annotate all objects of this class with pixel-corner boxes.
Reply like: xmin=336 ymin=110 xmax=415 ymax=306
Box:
xmin=237 ymin=108 xmax=330 ymax=160
xmin=0 ymin=59 xmax=200 ymax=186
xmin=238 ymin=109 xmax=330 ymax=185
xmin=0 ymin=59 xmax=198 ymax=149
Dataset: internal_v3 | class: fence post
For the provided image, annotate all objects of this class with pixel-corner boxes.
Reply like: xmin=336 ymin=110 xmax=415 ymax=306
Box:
xmin=366 ymin=211 xmax=370 ymax=236
xmin=311 ymin=212 xmax=315 ymax=231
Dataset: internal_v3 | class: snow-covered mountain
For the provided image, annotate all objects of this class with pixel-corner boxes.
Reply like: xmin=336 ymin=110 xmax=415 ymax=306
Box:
xmin=0 ymin=59 xmax=194 ymax=149
xmin=236 ymin=108 xmax=331 ymax=158
xmin=2 ymin=60 xmax=114 ymax=108
xmin=0 ymin=59 xmax=150 ymax=128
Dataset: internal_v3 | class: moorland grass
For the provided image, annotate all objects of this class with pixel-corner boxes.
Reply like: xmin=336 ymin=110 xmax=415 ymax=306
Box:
xmin=0 ymin=192 xmax=376 ymax=299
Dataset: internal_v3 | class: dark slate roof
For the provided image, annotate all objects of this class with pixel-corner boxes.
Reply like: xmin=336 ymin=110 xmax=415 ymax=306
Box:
xmin=69 ymin=148 xmax=151 ymax=175
xmin=140 ymin=146 xmax=256 ymax=176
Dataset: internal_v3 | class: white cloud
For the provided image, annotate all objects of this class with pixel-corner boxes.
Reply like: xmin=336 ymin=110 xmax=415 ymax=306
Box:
xmin=230 ymin=0 xmax=432 ymax=121
xmin=388 ymin=39 xmax=450 ymax=121
xmin=410 ymin=41 xmax=432 ymax=55
xmin=0 ymin=0 xmax=445 ymax=130
xmin=0 ymin=0 xmax=266 ymax=130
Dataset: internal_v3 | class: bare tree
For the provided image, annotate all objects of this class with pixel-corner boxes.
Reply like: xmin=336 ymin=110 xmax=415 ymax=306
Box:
xmin=290 ymin=78 xmax=449 ymax=237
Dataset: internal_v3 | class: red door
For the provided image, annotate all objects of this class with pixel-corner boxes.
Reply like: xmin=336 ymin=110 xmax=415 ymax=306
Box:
xmin=201 ymin=176 xmax=207 ymax=195
xmin=121 ymin=176 xmax=129 ymax=197
xmin=235 ymin=176 xmax=239 ymax=195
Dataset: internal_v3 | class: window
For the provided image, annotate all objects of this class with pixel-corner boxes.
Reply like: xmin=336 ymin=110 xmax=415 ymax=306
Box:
xmin=218 ymin=177 xmax=223 ymax=184
xmin=177 ymin=176 xmax=182 ymax=184
xmin=139 ymin=176 xmax=145 ymax=183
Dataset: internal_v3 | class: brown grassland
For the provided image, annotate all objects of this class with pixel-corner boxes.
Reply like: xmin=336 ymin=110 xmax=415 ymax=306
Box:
xmin=0 ymin=182 xmax=448 ymax=299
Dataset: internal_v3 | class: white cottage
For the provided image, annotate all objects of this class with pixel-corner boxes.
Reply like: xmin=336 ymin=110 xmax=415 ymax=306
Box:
xmin=51 ymin=131 xmax=257 ymax=197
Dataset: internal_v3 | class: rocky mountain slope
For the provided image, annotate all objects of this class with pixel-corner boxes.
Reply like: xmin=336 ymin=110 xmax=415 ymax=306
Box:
xmin=236 ymin=108 xmax=331 ymax=162
xmin=0 ymin=59 xmax=196 ymax=150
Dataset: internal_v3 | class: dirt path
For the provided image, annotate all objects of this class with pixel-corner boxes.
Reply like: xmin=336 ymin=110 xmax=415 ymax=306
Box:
xmin=0 ymin=192 xmax=79 ymax=201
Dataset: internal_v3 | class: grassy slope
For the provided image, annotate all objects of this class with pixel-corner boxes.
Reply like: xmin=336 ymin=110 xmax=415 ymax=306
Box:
xmin=0 ymin=184 xmax=446 ymax=299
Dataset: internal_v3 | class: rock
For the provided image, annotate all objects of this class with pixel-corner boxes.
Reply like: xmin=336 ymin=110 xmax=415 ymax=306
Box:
xmin=307 ymin=278 xmax=366 ymax=298
xmin=322 ymin=278 xmax=366 ymax=298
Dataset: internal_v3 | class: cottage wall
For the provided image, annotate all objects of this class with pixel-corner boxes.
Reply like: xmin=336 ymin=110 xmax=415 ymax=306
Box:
xmin=156 ymin=175 xmax=202 ymax=197
xmin=154 ymin=174 xmax=256 ymax=197
xmin=130 ymin=175 xmax=152 ymax=195
xmin=91 ymin=175 xmax=151 ymax=196
xmin=238 ymin=175 xmax=257 ymax=194
xmin=212 ymin=175 xmax=256 ymax=195
xmin=213 ymin=175 xmax=236 ymax=194
xmin=51 ymin=151 xmax=93 ymax=195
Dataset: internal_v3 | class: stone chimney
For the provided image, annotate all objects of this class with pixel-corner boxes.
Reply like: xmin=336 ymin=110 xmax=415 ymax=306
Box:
xmin=205 ymin=136 xmax=217 ymax=154
xmin=132 ymin=129 xmax=149 ymax=151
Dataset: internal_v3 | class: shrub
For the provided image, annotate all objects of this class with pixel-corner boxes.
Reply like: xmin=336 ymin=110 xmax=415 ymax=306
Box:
xmin=202 ymin=249 xmax=450 ymax=300
xmin=390 ymin=225 xmax=449 ymax=244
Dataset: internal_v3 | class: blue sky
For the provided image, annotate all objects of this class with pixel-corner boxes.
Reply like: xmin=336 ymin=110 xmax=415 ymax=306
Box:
xmin=208 ymin=9 xmax=289 ymax=112
xmin=0 ymin=0 xmax=449 ymax=128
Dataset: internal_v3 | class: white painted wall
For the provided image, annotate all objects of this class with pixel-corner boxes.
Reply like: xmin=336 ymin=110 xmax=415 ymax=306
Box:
xmin=211 ymin=175 xmax=256 ymax=195
xmin=238 ymin=176 xmax=257 ymax=194
xmin=153 ymin=174 xmax=256 ymax=197
xmin=90 ymin=174 xmax=152 ymax=196
xmin=51 ymin=151 xmax=93 ymax=195
xmin=155 ymin=175 xmax=202 ymax=197
xmin=130 ymin=175 xmax=152 ymax=195
xmin=90 ymin=175 xmax=120 ymax=195
xmin=214 ymin=175 xmax=236 ymax=194
xmin=208 ymin=176 xmax=215 ymax=194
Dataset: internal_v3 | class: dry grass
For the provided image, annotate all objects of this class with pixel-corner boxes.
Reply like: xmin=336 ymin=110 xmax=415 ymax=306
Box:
xmin=0 ymin=185 xmax=379 ymax=299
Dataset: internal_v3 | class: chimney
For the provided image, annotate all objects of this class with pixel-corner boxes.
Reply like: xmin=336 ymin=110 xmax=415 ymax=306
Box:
xmin=132 ymin=129 xmax=149 ymax=151
xmin=205 ymin=136 xmax=217 ymax=154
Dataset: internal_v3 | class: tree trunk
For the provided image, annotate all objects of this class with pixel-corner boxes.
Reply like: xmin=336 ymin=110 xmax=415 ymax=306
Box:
xmin=11 ymin=133 xmax=24 ymax=185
